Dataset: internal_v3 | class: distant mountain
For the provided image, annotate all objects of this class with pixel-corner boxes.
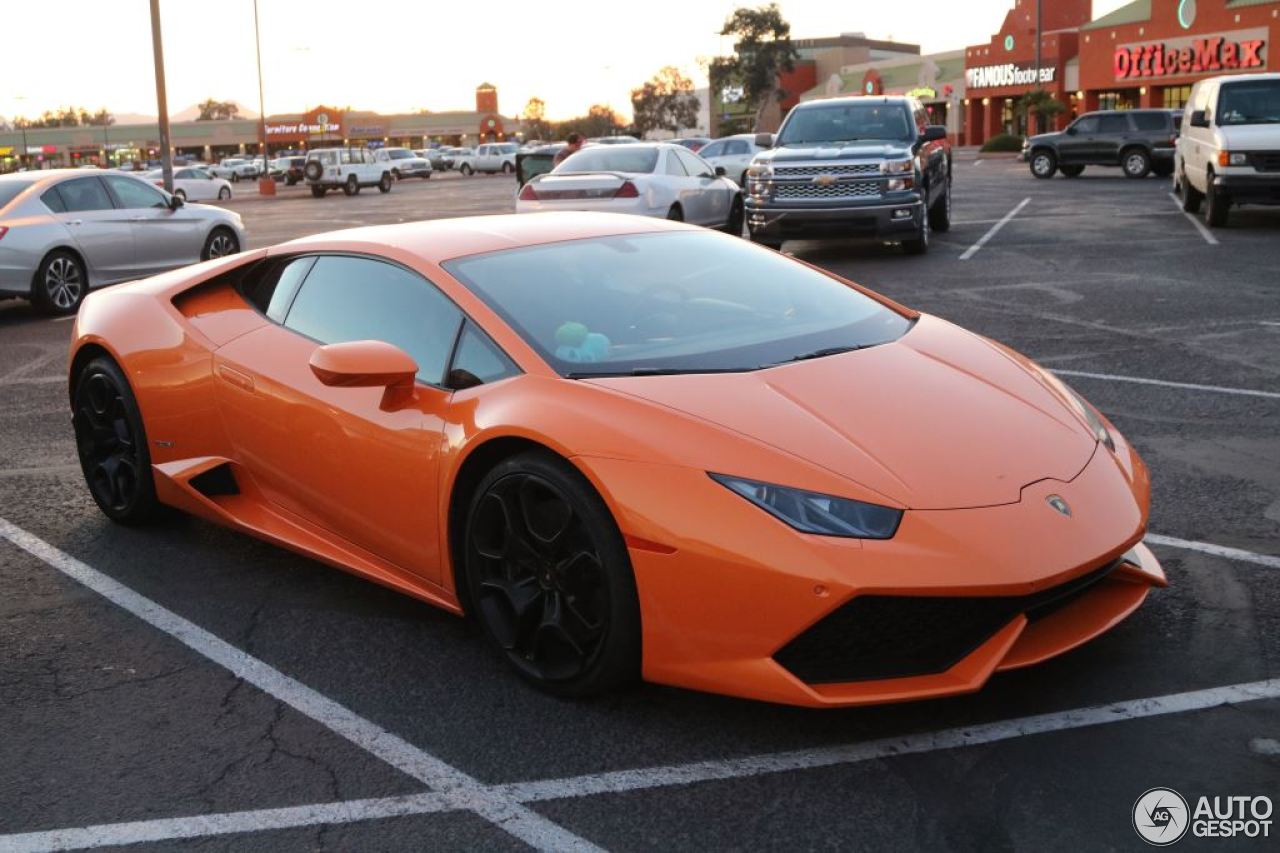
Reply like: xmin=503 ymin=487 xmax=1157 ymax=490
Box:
xmin=170 ymin=101 xmax=259 ymax=122
xmin=112 ymin=112 xmax=157 ymax=125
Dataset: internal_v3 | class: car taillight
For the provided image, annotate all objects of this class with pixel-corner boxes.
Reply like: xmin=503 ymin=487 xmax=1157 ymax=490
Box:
xmin=154 ymin=181 xmax=164 ymax=187
xmin=614 ymin=180 xmax=639 ymax=198
xmin=518 ymin=182 xmax=539 ymax=201
xmin=0 ymin=226 xmax=8 ymax=241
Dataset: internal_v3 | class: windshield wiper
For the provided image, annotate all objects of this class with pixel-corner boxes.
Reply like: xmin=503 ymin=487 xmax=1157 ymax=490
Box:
xmin=567 ymin=367 xmax=749 ymax=379
xmin=762 ymin=345 xmax=868 ymax=368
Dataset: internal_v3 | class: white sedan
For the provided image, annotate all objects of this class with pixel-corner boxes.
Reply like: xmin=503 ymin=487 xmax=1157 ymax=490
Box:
xmin=516 ymin=143 xmax=743 ymax=232
xmin=695 ymin=134 xmax=766 ymax=187
xmin=144 ymin=168 xmax=233 ymax=203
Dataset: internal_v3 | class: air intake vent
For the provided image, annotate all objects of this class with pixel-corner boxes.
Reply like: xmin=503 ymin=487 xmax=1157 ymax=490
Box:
xmin=189 ymin=464 xmax=239 ymax=498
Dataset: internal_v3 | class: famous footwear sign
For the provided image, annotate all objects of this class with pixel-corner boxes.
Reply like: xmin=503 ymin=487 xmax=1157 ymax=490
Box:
xmin=1114 ymin=28 xmax=1267 ymax=80
xmin=966 ymin=62 xmax=1057 ymax=91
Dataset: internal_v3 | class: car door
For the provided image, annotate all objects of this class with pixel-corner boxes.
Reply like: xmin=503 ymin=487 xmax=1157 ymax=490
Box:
xmin=720 ymin=139 xmax=752 ymax=183
xmin=42 ymin=177 xmax=136 ymax=283
xmin=1057 ymin=115 xmax=1099 ymax=164
xmin=674 ymin=147 xmax=727 ymax=225
xmin=1094 ymin=113 xmax=1133 ymax=164
xmin=102 ymin=174 xmax=205 ymax=273
xmin=212 ymin=254 xmax=463 ymax=581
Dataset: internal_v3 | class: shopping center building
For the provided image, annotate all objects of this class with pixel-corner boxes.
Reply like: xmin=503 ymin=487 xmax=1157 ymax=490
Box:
xmin=963 ymin=0 xmax=1278 ymax=147
xmin=0 ymin=84 xmax=520 ymax=171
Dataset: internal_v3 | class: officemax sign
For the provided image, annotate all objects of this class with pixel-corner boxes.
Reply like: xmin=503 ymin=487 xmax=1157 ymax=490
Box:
xmin=1114 ymin=28 xmax=1267 ymax=80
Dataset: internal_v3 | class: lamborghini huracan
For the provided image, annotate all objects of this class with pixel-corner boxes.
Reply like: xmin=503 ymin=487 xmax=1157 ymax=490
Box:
xmin=68 ymin=212 xmax=1165 ymax=707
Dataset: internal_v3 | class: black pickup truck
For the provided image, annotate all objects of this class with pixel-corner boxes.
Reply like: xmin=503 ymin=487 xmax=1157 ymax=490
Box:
xmin=745 ymin=96 xmax=952 ymax=254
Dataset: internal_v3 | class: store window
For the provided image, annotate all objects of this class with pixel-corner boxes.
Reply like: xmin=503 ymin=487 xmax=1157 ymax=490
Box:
xmin=1163 ymin=85 xmax=1193 ymax=110
xmin=1097 ymin=91 xmax=1137 ymax=111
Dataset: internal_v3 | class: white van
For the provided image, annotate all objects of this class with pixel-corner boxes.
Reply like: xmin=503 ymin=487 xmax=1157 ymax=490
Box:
xmin=1175 ymin=72 xmax=1280 ymax=227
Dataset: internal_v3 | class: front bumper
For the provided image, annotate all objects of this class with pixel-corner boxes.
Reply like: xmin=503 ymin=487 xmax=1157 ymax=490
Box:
xmin=746 ymin=197 xmax=923 ymax=242
xmin=1215 ymin=172 xmax=1280 ymax=206
xmin=396 ymin=166 xmax=432 ymax=177
xmin=576 ymin=437 xmax=1160 ymax=708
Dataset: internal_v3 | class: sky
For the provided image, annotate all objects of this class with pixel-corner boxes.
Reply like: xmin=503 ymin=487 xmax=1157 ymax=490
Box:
xmin=0 ymin=0 xmax=1133 ymax=124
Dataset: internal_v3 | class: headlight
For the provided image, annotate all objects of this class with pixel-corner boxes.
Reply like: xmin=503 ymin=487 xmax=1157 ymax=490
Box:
xmin=746 ymin=164 xmax=773 ymax=179
xmin=881 ymin=158 xmax=913 ymax=174
xmin=710 ymin=474 xmax=903 ymax=539
xmin=886 ymin=177 xmax=914 ymax=191
xmin=1064 ymin=386 xmax=1116 ymax=452
xmin=1218 ymin=151 xmax=1249 ymax=167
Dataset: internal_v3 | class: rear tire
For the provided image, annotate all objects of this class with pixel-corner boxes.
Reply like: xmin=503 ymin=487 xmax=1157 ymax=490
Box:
xmin=343 ymin=175 xmax=359 ymax=196
xmin=72 ymin=357 xmax=160 ymax=525
xmin=32 ymin=250 xmax=87 ymax=316
xmin=502 ymin=162 xmax=514 ymax=174
xmin=460 ymin=163 xmax=473 ymax=176
xmin=464 ymin=451 xmax=640 ymax=697
xmin=666 ymin=204 xmax=683 ymax=221
xmin=201 ymin=227 xmax=239 ymax=260
xmin=1059 ymin=165 xmax=1085 ymax=178
xmin=218 ymin=186 xmax=232 ymax=200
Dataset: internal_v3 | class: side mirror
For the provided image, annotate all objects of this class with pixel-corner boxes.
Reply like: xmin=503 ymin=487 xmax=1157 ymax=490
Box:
xmin=168 ymin=194 xmax=184 ymax=210
xmin=309 ymin=340 xmax=418 ymax=392
xmin=714 ymin=165 xmax=727 ymax=177
xmin=754 ymin=132 xmax=775 ymax=149
xmin=1189 ymin=110 xmax=1209 ymax=128
xmin=921 ymin=125 xmax=947 ymax=142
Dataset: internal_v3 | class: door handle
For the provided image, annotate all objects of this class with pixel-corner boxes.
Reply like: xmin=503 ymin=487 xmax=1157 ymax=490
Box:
xmin=68 ymin=219 xmax=83 ymax=226
xmin=131 ymin=216 xmax=147 ymax=222
xmin=217 ymin=364 xmax=255 ymax=392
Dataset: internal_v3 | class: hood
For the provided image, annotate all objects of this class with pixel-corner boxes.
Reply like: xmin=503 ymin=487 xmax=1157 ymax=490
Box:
xmin=585 ymin=315 xmax=1097 ymax=510
xmin=1216 ymin=124 xmax=1280 ymax=148
xmin=1025 ymin=131 xmax=1064 ymax=146
xmin=757 ymin=142 xmax=912 ymax=164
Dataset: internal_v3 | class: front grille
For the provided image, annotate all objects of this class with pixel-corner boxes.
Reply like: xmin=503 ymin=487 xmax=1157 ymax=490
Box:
xmin=774 ymin=560 xmax=1120 ymax=684
xmin=774 ymin=163 xmax=882 ymax=177
xmin=1250 ymin=151 xmax=1280 ymax=172
xmin=774 ymin=180 xmax=882 ymax=200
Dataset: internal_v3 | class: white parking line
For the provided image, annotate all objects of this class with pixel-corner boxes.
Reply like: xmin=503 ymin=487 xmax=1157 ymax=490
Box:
xmin=1146 ymin=534 xmax=1280 ymax=569
xmin=1168 ymin=192 xmax=1220 ymax=245
xmin=6 ymin=677 xmax=1276 ymax=852
xmin=1051 ymin=368 xmax=1280 ymax=401
xmin=959 ymin=197 xmax=1030 ymax=260
xmin=0 ymin=518 xmax=600 ymax=853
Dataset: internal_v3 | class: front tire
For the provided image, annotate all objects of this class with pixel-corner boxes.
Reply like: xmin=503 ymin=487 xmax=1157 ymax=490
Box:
xmin=218 ymin=186 xmax=232 ymax=200
xmin=378 ymin=173 xmax=393 ymax=193
xmin=1205 ymin=176 xmax=1230 ymax=227
xmin=460 ymin=163 xmax=473 ymax=176
xmin=1030 ymin=149 xmax=1057 ymax=179
xmin=902 ymin=208 xmax=930 ymax=255
xmin=72 ymin=357 xmax=160 ymax=525
xmin=464 ymin=452 xmax=640 ymax=697
xmin=723 ymin=196 xmax=744 ymax=235
xmin=502 ymin=162 xmax=514 ymax=174
xmin=201 ymin=227 xmax=239 ymax=260
xmin=927 ymin=179 xmax=951 ymax=233
xmin=174 ymin=189 xmax=187 ymax=202
xmin=1179 ymin=168 xmax=1204 ymax=212
xmin=1122 ymin=148 xmax=1152 ymax=179
xmin=32 ymin=250 xmax=87 ymax=315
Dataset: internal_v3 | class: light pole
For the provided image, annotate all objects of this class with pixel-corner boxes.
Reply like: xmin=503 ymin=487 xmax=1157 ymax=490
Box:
xmin=253 ymin=0 xmax=274 ymax=195
xmin=14 ymin=95 xmax=29 ymax=171
xmin=148 ymin=0 xmax=174 ymax=192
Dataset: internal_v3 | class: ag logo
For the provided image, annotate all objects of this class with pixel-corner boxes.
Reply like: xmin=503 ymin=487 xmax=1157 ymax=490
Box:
xmin=1134 ymin=788 xmax=1190 ymax=845
xmin=1178 ymin=0 xmax=1196 ymax=30
xmin=812 ymin=174 xmax=837 ymax=187
xmin=317 ymin=112 xmax=329 ymax=126
xmin=1046 ymin=494 xmax=1072 ymax=517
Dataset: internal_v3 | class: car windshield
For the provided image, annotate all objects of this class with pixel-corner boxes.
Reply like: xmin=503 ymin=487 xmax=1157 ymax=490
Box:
xmin=556 ymin=147 xmax=659 ymax=174
xmin=444 ymin=231 xmax=912 ymax=377
xmin=777 ymin=103 xmax=913 ymax=145
xmin=0 ymin=178 xmax=37 ymax=212
xmin=1217 ymin=80 xmax=1280 ymax=125
xmin=387 ymin=149 xmax=413 ymax=159
xmin=225 ymin=159 xmax=244 ymax=166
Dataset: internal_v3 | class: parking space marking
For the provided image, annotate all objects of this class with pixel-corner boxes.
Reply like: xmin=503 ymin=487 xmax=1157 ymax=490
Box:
xmin=1168 ymin=192 xmax=1220 ymax=245
xmin=1146 ymin=534 xmax=1280 ymax=569
xmin=959 ymin=197 xmax=1030 ymax=260
xmin=0 ymin=518 xmax=601 ymax=853
xmin=5 ymin=676 xmax=1277 ymax=853
xmin=1051 ymin=368 xmax=1280 ymax=401
xmin=0 ymin=794 xmax=454 ymax=853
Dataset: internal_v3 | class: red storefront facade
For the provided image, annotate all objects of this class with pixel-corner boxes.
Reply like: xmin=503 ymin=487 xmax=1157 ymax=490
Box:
xmin=1077 ymin=0 xmax=1277 ymax=113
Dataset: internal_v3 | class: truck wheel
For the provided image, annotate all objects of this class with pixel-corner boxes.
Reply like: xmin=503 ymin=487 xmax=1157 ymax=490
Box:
xmin=343 ymin=175 xmax=359 ymax=196
xmin=378 ymin=173 xmax=393 ymax=193
xmin=1205 ymin=178 xmax=1230 ymax=227
xmin=927 ymin=180 xmax=951 ymax=233
xmin=460 ymin=163 xmax=473 ymax=176
xmin=902 ymin=210 xmax=930 ymax=255
xmin=1030 ymin=150 xmax=1057 ymax=179
xmin=311 ymin=185 xmax=327 ymax=199
xmin=1122 ymin=148 xmax=1152 ymax=179
xmin=1059 ymin=165 xmax=1085 ymax=178
xmin=1179 ymin=168 xmax=1203 ymax=213
xmin=502 ymin=162 xmax=514 ymax=174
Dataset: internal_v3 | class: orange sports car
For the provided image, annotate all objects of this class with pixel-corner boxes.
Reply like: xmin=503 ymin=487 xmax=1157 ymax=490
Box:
xmin=68 ymin=212 xmax=1165 ymax=707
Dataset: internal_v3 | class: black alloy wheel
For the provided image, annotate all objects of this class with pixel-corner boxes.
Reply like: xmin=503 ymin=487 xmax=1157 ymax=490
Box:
xmin=724 ymin=196 xmax=745 ymax=235
xmin=903 ymin=205 xmax=930 ymax=255
xmin=464 ymin=453 xmax=639 ymax=696
xmin=72 ymin=358 xmax=159 ymax=524
xmin=666 ymin=204 xmax=683 ymax=221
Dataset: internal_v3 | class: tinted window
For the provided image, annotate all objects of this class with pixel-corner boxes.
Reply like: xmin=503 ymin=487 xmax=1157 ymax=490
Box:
xmin=1217 ymin=79 xmax=1280 ymax=126
xmin=778 ymin=103 xmax=913 ymax=145
xmin=556 ymin=147 xmax=659 ymax=174
xmin=1072 ymin=115 xmax=1100 ymax=134
xmin=0 ymin=179 xmax=37 ymax=211
xmin=1131 ymin=112 xmax=1168 ymax=132
xmin=267 ymin=257 xmax=315 ymax=322
xmin=723 ymin=139 xmax=750 ymax=155
xmin=448 ymin=322 xmax=520 ymax=389
xmin=40 ymin=187 xmax=67 ymax=213
xmin=1097 ymin=114 xmax=1131 ymax=134
xmin=105 ymin=175 xmax=169 ymax=209
xmin=284 ymin=256 xmax=464 ymax=385
xmin=444 ymin=231 xmax=912 ymax=377
xmin=56 ymin=177 xmax=115 ymax=212
xmin=699 ymin=141 xmax=725 ymax=158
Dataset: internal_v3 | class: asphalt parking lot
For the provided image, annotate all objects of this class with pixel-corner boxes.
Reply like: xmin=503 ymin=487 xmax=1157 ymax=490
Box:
xmin=1 ymin=157 xmax=1278 ymax=852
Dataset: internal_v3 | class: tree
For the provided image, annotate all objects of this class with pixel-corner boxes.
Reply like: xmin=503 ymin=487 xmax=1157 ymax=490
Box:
xmin=196 ymin=98 xmax=241 ymax=121
xmin=630 ymin=66 xmax=701 ymax=138
xmin=709 ymin=4 xmax=799 ymax=132
xmin=520 ymin=97 xmax=552 ymax=142
xmin=17 ymin=107 xmax=114 ymax=128
xmin=557 ymin=104 xmax=626 ymax=140
xmin=1016 ymin=88 xmax=1066 ymax=134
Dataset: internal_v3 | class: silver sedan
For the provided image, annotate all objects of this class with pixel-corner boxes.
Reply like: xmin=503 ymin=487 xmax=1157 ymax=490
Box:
xmin=0 ymin=169 xmax=246 ymax=315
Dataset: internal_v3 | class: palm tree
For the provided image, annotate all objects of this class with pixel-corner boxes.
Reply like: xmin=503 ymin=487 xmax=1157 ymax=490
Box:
xmin=1017 ymin=88 xmax=1067 ymax=135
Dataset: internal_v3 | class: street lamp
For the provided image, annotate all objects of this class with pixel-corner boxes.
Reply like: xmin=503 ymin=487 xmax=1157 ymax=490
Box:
xmin=14 ymin=95 xmax=29 ymax=171
xmin=253 ymin=0 xmax=274 ymax=195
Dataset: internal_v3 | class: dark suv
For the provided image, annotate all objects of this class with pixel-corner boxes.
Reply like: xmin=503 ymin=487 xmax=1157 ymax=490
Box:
xmin=1023 ymin=109 xmax=1180 ymax=179
xmin=745 ymin=96 xmax=951 ymax=255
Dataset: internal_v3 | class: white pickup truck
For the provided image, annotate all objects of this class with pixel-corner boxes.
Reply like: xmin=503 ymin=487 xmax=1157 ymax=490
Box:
xmin=207 ymin=158 xmax=261 ymax=182
xmin=455 ymin=142 xmax=519 ymax=175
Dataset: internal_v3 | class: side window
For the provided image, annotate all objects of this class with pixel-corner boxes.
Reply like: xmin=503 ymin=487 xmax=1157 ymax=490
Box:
xmin=1132 ymin=112 xmax=1166 ymax=132
xmin=699 ymin=141 xmax=724 ymax=159
xmin=675 ymin=147 xmax=709 ymax=176
xmin=340 ymin=149 xmax=353 ymax=164
xmin=723 ymin=140 xmax=748 ymax=156
xmin=104 ymin=175 xmax=170 ymax=209
xmin=241 ymin=256 xmax=317 ymax=321
xmin=55 ymin=177 xmax=115 ymax=212
xmin=1098 ymin=114 xmax=1131 ymax=134
xmin=447 ymin=322 xmax=520 ymax=389
xmin=283 ymin=256 xmax=464 ymax=385
xmin=1073 ymin=115 xmax=1100 ymax=135
xmin=41 ymin=188 xmax=67 ymax=213
xmin=664 ymin=150 xmax=688 ymax=176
